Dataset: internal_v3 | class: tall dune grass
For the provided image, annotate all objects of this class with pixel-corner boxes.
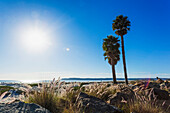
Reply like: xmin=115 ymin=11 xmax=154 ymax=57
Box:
xmin=26 ymin=78 xmax=60 ymax=113
xmin=25 ymin=79 xmax=167 ymax=113
xmin=116 ymin=91 xmax=166 ymax=113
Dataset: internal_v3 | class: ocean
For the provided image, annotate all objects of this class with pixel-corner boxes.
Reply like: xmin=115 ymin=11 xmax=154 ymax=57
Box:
xmin=0 ymin=78 xmax=169 ymax=83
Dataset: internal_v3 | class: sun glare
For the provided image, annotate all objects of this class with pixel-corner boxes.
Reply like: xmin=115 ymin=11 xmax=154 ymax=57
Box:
xmin=18 ymin=21 xmax=53 ymax=53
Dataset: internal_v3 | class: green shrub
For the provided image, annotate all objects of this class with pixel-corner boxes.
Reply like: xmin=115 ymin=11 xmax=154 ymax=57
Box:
xmin=28 ymin=83 xmax=39 ymax=87
xmin=73 ymin=86 xmax=80 ymax=91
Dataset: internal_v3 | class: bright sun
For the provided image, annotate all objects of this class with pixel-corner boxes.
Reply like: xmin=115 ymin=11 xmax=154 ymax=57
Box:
xmin=18 ymin=22 xmax=52 ymax=53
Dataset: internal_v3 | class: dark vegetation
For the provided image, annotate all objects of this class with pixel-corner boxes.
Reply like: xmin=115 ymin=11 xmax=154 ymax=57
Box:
xmin=28 ymin=83 xmax=42 ymax=87
xmin=0 ymin=86 xmax=14 ymax=95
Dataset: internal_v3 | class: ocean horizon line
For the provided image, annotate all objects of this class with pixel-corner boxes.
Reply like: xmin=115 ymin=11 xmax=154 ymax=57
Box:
xmin=0 ymin=77 xmax=169 ymax=81
xmin=0 ymin=77 xmax=169 ymax=83
xmin=0 ymin=77 xmax=169 ymax=80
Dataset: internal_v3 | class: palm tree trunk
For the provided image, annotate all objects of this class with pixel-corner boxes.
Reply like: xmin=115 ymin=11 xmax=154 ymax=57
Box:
xmin=121 ymin=35 xmax=128 ymax=85
xmin=112 ymin=65 xmax=117 ymax=84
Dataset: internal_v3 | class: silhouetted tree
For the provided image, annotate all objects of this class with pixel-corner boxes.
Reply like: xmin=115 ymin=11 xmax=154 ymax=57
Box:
xmin=103 ymin=35 xmax=120 ymax=84
xmin=112 ymin=15 xmax=130 ymax=85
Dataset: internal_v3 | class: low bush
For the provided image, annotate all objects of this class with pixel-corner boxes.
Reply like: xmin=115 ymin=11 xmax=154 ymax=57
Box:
xmin=28 ymin=83 xmax=38 ymax=87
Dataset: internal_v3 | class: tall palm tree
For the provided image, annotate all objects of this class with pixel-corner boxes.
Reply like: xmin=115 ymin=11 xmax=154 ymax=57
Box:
xmin=112 ymin=15 xmax=130 ymax=85
xmin=103 ymin=35 xmax=120 ymax=84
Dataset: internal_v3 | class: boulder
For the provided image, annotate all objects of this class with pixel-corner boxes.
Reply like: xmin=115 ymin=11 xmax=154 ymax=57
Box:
xmin=109 ymin=87 xmax=135 ymax=105
xmin=0 ymin=101 xmax=50 ymax=113
xmin=148 ymin=82 xmax=160 ymax=89
xmin=109 ymin=92 xmax=129 ymax=105
xmin=75 ymin=92 xmax=122 ymax=113
xmin=144 ymin=88 xmax=169 ymax=100
xmin=152 ymin=88 xmax=169 ymax=100
xmin=0 ymin=89 xmax=25 ymax=104
xmin=120 ymin=87 xmax=134 ymax=97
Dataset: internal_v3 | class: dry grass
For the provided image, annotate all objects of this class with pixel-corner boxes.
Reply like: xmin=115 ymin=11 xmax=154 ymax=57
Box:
xmin=62 ymin=105 xmax=76 ymax=113
xmin=118 ymin=92 xmax=166 ymax=113
xmin=86 ymin=83 xmax=117 ymax=101
xmin=26 ymin=78 xmax=60 ymax=113
xmin=25 ymin=79 xmax=168 ymax=113
xmin=26 ymin=78 xmax=79 ymax=113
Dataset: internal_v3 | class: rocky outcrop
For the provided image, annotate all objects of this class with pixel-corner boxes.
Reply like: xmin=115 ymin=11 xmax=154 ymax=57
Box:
xmin=0 ymin=101 xmax=50 ymax=113
xmin=75 ymin=92 xmax=122 ymax=113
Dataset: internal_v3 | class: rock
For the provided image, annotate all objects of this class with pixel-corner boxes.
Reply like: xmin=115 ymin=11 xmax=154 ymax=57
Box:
xmin=0 ymin=101 xmax=51 ymax=113
xmin=134 ymin=82 xmax=143 ymax=86
xmin=109 ymin=92 xmax=129 ymax=104
xmin=100 ymin=90 xmax=116 ymax=101
xmin=144 ymin=88 xmax=169 ymax=100
xmin=109 ymin=87 xmax=135 ymax=105
xmin=152 ymin=88 xmax=169 ymax=100
xmin=156 ymin=77 xmax=164 ymax=84
xmin=133 ymin=81 xmax=160 ymax=90
xmin=120 ymin=87 xmax=134 ymax=97
xmin=0 ymin=91 xmax=10 ymax=99
xmin=144 ymin=89 xmax=157 ymax=100
xmin=0 ymin=89 xmax=25 ymax=104
xmin=148 ymin=82 xmax=160 ymax=89
xmin=75 ymin=92 xmax=122 ymax=113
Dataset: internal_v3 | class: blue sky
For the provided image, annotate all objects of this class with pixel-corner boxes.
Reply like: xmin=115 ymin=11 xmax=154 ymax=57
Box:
xmin=0 ymin=0 xmax=170 ymax=80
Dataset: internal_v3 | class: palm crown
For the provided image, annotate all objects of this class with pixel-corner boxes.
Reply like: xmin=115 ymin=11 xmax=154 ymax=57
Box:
xmin=112 ymin=15 xmax=130 ymax=36
xmin=103 ymin=35 xmax=120 ymax=65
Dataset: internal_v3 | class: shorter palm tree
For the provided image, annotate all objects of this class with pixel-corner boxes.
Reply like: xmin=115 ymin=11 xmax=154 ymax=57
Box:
xmin=103 ymin=35 xmax=120 ymax=84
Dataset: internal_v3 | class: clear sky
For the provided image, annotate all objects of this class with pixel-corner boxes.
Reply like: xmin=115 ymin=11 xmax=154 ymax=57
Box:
xmin=0 ymin=0 xmax=170 ymax=80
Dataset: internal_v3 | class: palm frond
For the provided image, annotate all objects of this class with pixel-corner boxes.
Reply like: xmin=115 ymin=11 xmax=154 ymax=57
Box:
xmin=112 ymin=15 xmax=131 ymax=35
xmin=102 ymin=35 xmax=120 ymax=65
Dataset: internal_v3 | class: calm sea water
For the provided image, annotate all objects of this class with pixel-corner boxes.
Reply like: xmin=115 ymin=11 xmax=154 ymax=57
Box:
xmin=0 ymin=78 xmax=169 ymax=83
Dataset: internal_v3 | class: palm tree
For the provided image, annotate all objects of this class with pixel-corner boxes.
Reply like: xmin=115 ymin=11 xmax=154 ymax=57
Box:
xmin=112 ymin=15 xmax=130 ymax=85
xmin=103 ymin=35 xmax=120 ymax=84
